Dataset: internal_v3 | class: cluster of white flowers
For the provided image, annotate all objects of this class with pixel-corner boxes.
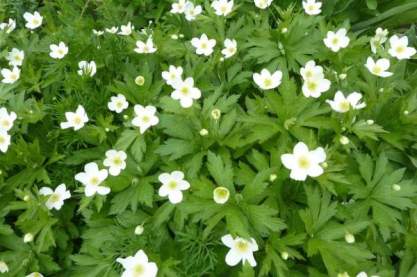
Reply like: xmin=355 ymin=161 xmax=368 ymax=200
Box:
xmin=2 ymin=44 xmax=25 ymax=84
xmin=170 ymin=0 xmax=203 ymax=21
xmin=0 ymin=108 xmax=17 ymax=153
xmin=162 ymin=65 xmax=202 ymax=108
xmin=300 ymin=60 xmax=331 ymax=98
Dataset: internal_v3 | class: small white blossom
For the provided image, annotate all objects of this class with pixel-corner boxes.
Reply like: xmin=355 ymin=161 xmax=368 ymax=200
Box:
xmin=105 ymin=26 xmax=118 ymax=34
xmin=254 ymin=0 xmax=273 ymax=9
xmin=184 ymin=2 xmax=203 ymax=21
xmin=326 ymin=91 xmax=366 ymax=113
xmin=158 ymin=171 xmax=190 ymax=204
xmin=171 ymin=77 xmax=202 ymax=108
xmin=134 ymin=37 xmax=157 ymax=54
xmin=339 ymin=136 xmax=350 ymax=145
xmin=356 ymin=272 xmax=380 ymax=277
xmin=23 ymin=11 xmax=43 ymax=29
xmin=103 ymin=150 xmax=127 ymax=176
xmin=345 ymin=232 xmax=355 ymax=244
xmin=26 ymin=273 xmax=44 ymax=277
xmin=0 ymin=107 xmax=17 ymax=132
xmin=365 ymin=57 xmax=392 ymax=77
xmin=171 ymin=0 xmax=188 ymax=14
xmin=23 ymin=233 xmax=34 ymax=243
xmin=60 ymin=105 xmax=89 ymax=131
xmin=93 ymin=29 xmax=104 ymax=36
xmin=75 ymin=162 xmax=110 ymax=197
xmin=131 ymin=105 xmax=159 ymax=134
xmin=324 ymin=28 xmax=350 ymax=52
xmin=39 ymin=184 xmax=71 ymax=210
xmin=0 ymin=18 xmax=16 ymax=33
xmin=162 ymin=65 xmax=183 ymax=87
xmin=370 ymin=28 xmax=388 ymax=53
xmin=191 ymin=34 xmax=216 ymax=56
xmin=117 ymin=250 xmax=158 ymax=277
xmin=253 ymin=68 xmax=282 ymax=90
xmin=6 ymin=48 xmax=25 ymax=67
xmin=302 ymin=0 xmax=322 ymax=15
xmin=0 ymin=130 xmax=11 ymax=153
xmin=108 ymin=94 xmax=129 ymax=113
xmin=388 ymin=35 xmax=416 ymax=60
xmin=77 ymin=61 xmax=96 ymax=77
xmin=213 ymin=187 xmax=230 ymax=204
xmin=302 ymin=76 xmax=331 ymax=98
xmin=281 ymin=142 xmax=326 ymax=181
xmin=211 ymin=108 xmax=221 ymax=120
xmin=221 ymin=39 xmax=237 ymax=58
xmin=49 ymin=42 xmax=69 ymax=59
xmin=1 ymin=67 xmax=20 ymax=84
xmin=0 ymin=261 xmax=8 ymax=273
xmin=118 ymin=22 xmax=134 ymax=36
xmin=134 ymin=225 xmax=144 ymax=235
xmin=300 ymin=60 xmax=325 ymax=80
xmin=221 ymin=234 xmax=258 ymax=267
xmin=212 ymin=0 xmax=234 ymax=16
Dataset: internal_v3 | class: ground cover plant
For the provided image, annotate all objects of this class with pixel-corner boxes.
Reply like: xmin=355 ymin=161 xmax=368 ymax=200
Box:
xmin=1 ymin=0 xmax=417 ymax=276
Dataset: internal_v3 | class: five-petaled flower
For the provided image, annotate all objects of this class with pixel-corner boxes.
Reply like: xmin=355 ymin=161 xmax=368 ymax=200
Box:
xmin=116 ymin=250 xmax=158 ymax=277
xmin=39 ymin=184 xmax=71 ymax=210
xmin=60 ymin=105 xmax=89 ymax=131
xmin=158 ymin=171 xmax=190 ymax=204
xmin=221 ymin=234 xmax=258 ymax=267
xmin=75 ymin=162 xmax=110 ymax=197
xmin=132 ymin=105 xmax=159 ymax=134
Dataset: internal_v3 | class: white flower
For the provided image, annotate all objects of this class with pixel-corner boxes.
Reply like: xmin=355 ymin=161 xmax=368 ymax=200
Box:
xmin=300 ymin=60 xmax=324 ymax=80
xmin=39 ymin=184 xmax=71 ymax=210
xmin=158 ymin=171 xmax=190 ymax=204
xmin=75 ymin=162 xmax=110 ymax=197
xmin=49 ymin=42 xmax=69 ymax=59
xmin=0 ymin=130 xmax=11 ymax=153
xmin=212 ymin=0 xmax=234 ymax=16
xmin=93 ymin=29 xmax=104 ymax=36
xmin=119 ymin=22 xmax=134 ymax=36
xmin=131 ymin=105 xmax=159 ymax=134
xmin=26 ymin=273 xmax=44 ymax=277
xmin=253 ymin=69 xmax=282 ymax=90
xmin=281 ymin=142 xmax=326 ymax=181
xmin=134 ymin=225 xmax=144 ymax=235
xmin=105 ymin=26 xmax=118 ymax=34
xmin=1 ymin=67 xmax=20 ymax=84
xmin=6 ymin=48 xmax=25 ymax=67
xmin=213 ymin=187 xmax=230 ymax=204
xmin=23 ymin=233 xmax=34 ymax=243
xmin=365 ymin=57 xmax=393 ymax=78
xmin=103 ymin=150 xmax=127 ymax=176
xmin=184 ymin=3 xmax=203 ymax=21
xmin=302 ymin=76 xmax=331 ymax=98
xmin=0 ymin=107 xmax=17 ymax=131
xmin=191 ymin=34 xmax=216 ymax=56
xmin=339 ymin=136 xmax=350 ymax=145
xmin=302 ymin=0 xmax=322 ymax=15
xmin=221 ymin=234 xmax=258 ymax=267
xmin=134 ymin=37 xmax=157 ymax=54
xmin=0 ymin=261 xmax=8 ymax=273
xmin=370 ymin=28 xmax=388 ymax=53
xmin=23 ymin=11 xmax=43 ymax=29
xmin=221 ymin=39 xmax=237 ymax=58
xmin=323 ymin=28 xmax=350 ymax=52
xmin=0 ymin=18 xmax=16 ymax=33
xmin=326 ymin=91 xmax=366 ymax=113
xmin=77 ymin=61 xmax=96 ymax=77
xmin=171 ymin=77 xmax=201 ymax=108
xmin=345 ymin=232 xmax=355 ymax=244
xmin=108 ymin=94 xmax=129 ymax=113
xmin=162 ymin=65 xmax=183 ymax=87
xmin=356 ymin=272 xmax=379 ymax=277
xmin=116 ymin=250 xmax=158 ymax=277
xmin=388 ymin=35 xmax=416 ymax=60
xmin=171 ymin=0 xmax=188 ymax=14
xmin=60 ymin=105 xmax=89 ymax=131
xmin=254 ymin=0 xmax=273 ymax=9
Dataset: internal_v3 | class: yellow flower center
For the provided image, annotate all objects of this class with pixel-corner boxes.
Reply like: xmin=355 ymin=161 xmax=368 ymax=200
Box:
xmin=58 ymin=49 xmax=64 ymax=55
xmin=116 ymin=101 xmax=123 ymax=108
xmin=141 ymin=115 xmax=150 ymax=123
xmin=235 ymin=240 xmax=249 ymax=253
xmin=14 ymin=55 xmax=22 ymax=61
xmin=50 ymin=193 xmax=60 ymax=203
xmin=168 ymin=181 xmax=178 ymax=190
xmin=396 ymin=46 xmax=405 ymax=54
xmin=297 ymin=156 xmax=311 ymax=169
xmin=338 ymin=100 xmax=350 ymax=111
xmin=133 ymin=264 xmax=144 ymax=276
xmin=372 ymin=65 xmax=382 ymax=74
xmin=10 ymin=73 xmax=17 ymax=80
xmin=332 ymin=37 xmax=339 ymax=45
xmin=1 ymin=120 xmax=10 ymax=128
xmin=112 ymin=157 xmax=122 ymax=165
xmin=201 ymin=42 xmax=207 ymax=49
xmin=73 ymin=116 xmax=82 ymax=125
xmin=0 ymin=136 xmax=4 ymax=144
xmin=307 ymin=81 xmax=317 ymax=91
xmin=90 ymin=176 xmax=100 ymax=185
xmin=263 ymin=78 xmax=272 ymax=87
xmin=180 ymin=87 xmax=190 ymax=96
xmin=32 ymin=19 xmax=39 ymax=25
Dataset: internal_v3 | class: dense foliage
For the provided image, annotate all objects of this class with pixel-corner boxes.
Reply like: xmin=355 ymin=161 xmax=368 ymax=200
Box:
xmin=1 ymin=0 xmax=417 ymax=276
